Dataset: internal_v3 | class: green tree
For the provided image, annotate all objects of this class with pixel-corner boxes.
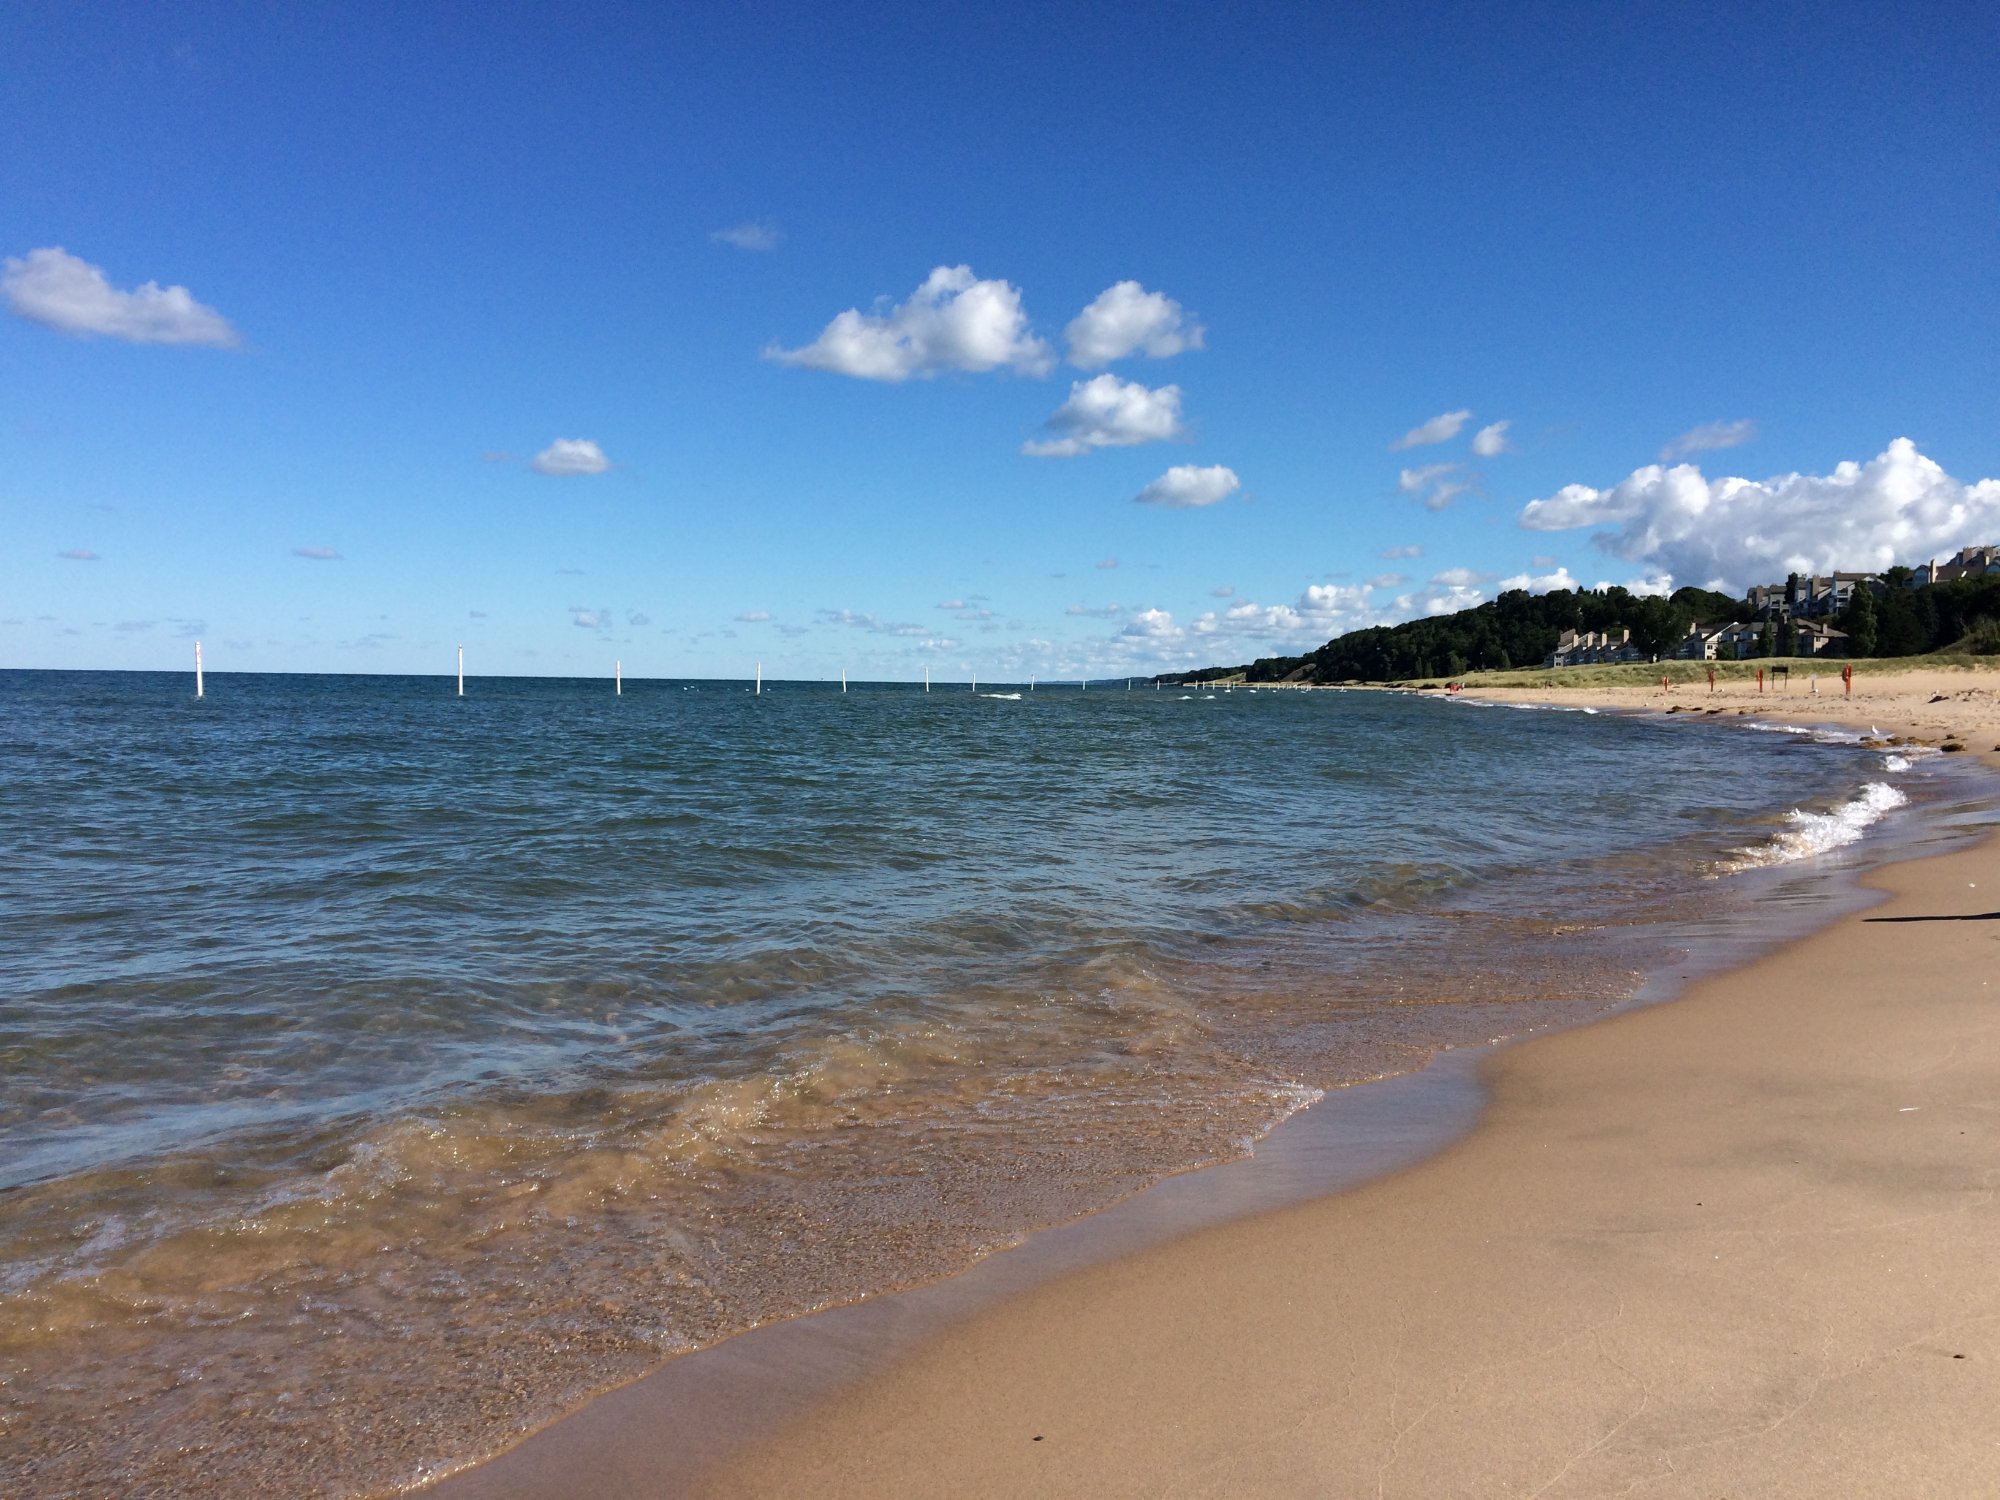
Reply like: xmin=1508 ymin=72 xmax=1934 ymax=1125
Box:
xmin=1777 ymin=619 xmax=1796 ymax=657
xmin=1758 ymin=620 xmax=1776 ymax=658
xmin=1874 ymin=569 xmax=1929 ymax=656
xmin=1840 ymin=583 xmax=1878 ymax=657
xmin=1629 ymin=595 xmax=1690 ymax=657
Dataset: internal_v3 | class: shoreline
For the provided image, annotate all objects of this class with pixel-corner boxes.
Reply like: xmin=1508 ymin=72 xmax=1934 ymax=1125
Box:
xmin=424 ymin=678 xmax=2000 ymax=1499
xmin=685 ymin=759 xmax=2000 ymax=1496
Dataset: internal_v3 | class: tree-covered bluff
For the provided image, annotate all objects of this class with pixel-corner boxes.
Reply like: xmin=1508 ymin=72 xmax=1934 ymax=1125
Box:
xmin=1169 ymin=570 xmax=2000 ymax=685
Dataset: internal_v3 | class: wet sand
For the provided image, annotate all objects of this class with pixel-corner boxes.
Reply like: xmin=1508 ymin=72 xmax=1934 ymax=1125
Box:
xmin=432 ymin=680 xmax=2000 ymax=1500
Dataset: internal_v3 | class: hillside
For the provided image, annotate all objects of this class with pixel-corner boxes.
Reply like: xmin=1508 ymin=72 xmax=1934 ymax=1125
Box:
xmin=1167 ymin=569 xmax=2000 ymax=685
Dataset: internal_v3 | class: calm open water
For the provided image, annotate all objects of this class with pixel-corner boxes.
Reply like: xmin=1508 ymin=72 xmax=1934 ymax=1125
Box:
xmin=0 ymin=670 xmax=1956 ymax=1495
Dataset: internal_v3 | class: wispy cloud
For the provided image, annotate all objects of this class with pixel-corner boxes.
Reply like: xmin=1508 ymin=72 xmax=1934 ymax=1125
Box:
xmin=1659 ymin=418 xmax=1757 ymax=461
xmin=1210 ymin=584 xmax=1234 ymax=597
xmin=1097 ymin=557 xmax=1120 ymax=570
xmin=1471 ymin=420 xmax=1512 ymax=457
xmin=818 ymin=608 xmax=928 ymax=637
xmin=710 ymin=221 xmax=780 ymax=251
xmin=3 ymin=246 xmax=239 ymax=347
xmin=1066 ymin=602 xmax=1124 ymax=619
xmin=292 ymin=545 xmax=341 ymax=560
xmin=57 ymin=548 xmax=100 ymax=561
xmin=532 ymin=439 xmax=611 ymax=476
xmin=1380 ymin=544 xmax=1423 ymax=559
xmin=736 ymin=610 xmax=772 ymax=622
xmin=1391 ymin=409 xmax=1472 ymax=450
xmin=1398 ymin=463 xmax=1470 ymax=511
xmin=767 ymin=265 xmax=1052 ymax=382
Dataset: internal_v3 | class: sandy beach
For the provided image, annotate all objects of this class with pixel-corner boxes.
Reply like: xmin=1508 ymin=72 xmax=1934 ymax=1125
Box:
xmin=1457 ymin=663 xmax=2000 ymax=749
xmin=431 ymin=670 xmax=2000 ymax=1500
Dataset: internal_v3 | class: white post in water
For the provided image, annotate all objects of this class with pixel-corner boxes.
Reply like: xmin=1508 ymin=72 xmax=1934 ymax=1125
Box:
xmin=195 ymin=640 xmax=204 ymax=699
xmin=615 ymin=660 xmax=622 ymax=696
xmin=842 ymin=668 xmax=847 ymax=693
xmin=971 ymin=670 xmax=977 ymax=694
xmin=457 ymin=645 xmax=464 ymax=697
xmin=1030 ymin=676 xmax=1035 ymax=692
xmin=756 ymin=661 xmax=762 ymax=696
xmin=924 ymin=666 xmax=930 ymax=693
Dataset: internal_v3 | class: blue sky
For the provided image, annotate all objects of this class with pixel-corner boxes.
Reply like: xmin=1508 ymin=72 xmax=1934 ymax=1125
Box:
xmin=5 ymin=0 xmax=1996 ymax=680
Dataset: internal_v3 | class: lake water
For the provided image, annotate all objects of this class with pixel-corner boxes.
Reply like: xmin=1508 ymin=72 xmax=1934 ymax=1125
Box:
xmin=0 ymin=670 xmax=1950 ymax=1495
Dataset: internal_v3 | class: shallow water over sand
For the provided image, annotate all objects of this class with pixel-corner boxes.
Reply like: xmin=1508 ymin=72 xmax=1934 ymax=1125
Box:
xmin=0 ymin=671 xmax=1953 ymax=1495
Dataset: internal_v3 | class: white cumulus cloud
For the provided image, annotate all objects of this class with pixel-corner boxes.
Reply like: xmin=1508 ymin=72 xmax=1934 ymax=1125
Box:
xmin=1023 ymin=374 xmax=1185 ymax=457
xmin=1391 ymin=409 xmax=1472 ymax=450
xmin=1471 ymin=420 xmax=1513 ymax=457
xmin=4 ymin=246 xmax=239 ymax=347
xmin=1396 ymin=573 xmax=1487 ymax=617
xmin=1660 ymin=418 xmax=1756 ymax=461
xmin=767 ymin=265 xmax=1052 ymax=381
xmin=1064 ymin=281 xmax=1205 ymax=368
xmin=1135 ymin=464 xmax=1240 ymax=509
xmin=1495 ymin=565 xmax=1580 ymax=593
xmin=1120 ymin=607 xmax=1184 ymax=641
xmin=532 ymin=439 xmax=611 ymax=476
xmin=1518 ymin=439 xmax=2000 ymax=592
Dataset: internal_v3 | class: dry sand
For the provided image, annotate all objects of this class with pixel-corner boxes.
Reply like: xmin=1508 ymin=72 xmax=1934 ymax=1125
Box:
xmin=434 ymin=670 xmax=2000 ymax=1499
xmin=1458 ymin=663 xmax=2000 ymax=750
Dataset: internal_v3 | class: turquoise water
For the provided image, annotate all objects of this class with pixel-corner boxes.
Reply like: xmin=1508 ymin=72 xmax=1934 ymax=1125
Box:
xmin=0 ymin=670 xmax=1934 ymax=1495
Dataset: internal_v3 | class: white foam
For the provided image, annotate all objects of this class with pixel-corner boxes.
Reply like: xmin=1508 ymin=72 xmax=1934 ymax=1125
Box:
xmin=1728 ymin=781 xmax=1908 ymax=869
xmin=980 ymin=692 xmax=1023 ymax=701
xmin=1738 ymin=721 xmax=1869 ymax=745
xmin=1451 ymin=698 xmax=1599 ymax=715
xmin=1883 ymin=753 xmax=1913 ymax=773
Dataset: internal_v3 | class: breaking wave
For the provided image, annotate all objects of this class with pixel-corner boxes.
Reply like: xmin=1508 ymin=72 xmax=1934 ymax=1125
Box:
xmin=1725 ymin=782 xmax=1909 ymax=869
